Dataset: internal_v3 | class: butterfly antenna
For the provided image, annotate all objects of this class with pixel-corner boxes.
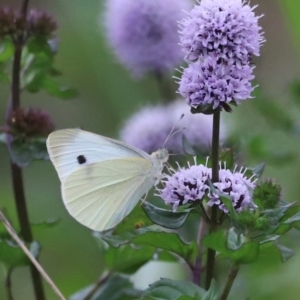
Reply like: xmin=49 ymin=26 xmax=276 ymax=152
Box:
xmin=163 ymin=114 xmax=185 ymax=148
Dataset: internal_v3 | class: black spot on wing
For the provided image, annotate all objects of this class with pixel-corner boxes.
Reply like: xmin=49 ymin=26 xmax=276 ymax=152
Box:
xmin=77 ymin=155 xmax=87 ymax=164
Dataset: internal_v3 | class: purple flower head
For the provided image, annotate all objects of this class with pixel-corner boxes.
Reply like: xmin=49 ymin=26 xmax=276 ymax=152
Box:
xmin=178 ymin=56 xmax=255 ymax=112
xmin=120 ymin=100 xmax=228 ymax=154
xmin=179 ymin=0 xmax=264 ymax=65
xmin=104 ymin=0 xmax=191 ymax=77
xmin=207 ymin=165 xmax=257 ymax=213
xmin=158 ymin=162 xmax=211 ymax=211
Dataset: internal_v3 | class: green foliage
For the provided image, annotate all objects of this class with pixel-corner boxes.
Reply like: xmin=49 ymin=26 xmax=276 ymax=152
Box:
xmin=142 ymin=202 xmax=193 ymax=229
xmin=102 ymin=229 xmax=198 ymax=266
xmin=113 ymin=204 xmax=154 ymax=235
xmin=202 ymin=230 xmax=260 ymax=264
xmin=70 ymin=274 xmax=141 ymax=300
xmin=104 ymin=245 xmax=155 ymax=274
xmin=0 ymin=239 xmax=29 ymax=269
xmin=21 ymin=37 xmax=77 ymax=99
xmin=9 ymin=137 xmax=49 ymax=167
xmin=141 ymin=279 xmax=206 ymax=300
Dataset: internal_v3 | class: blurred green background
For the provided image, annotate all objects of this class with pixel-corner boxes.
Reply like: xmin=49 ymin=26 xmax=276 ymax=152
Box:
xmin=1 ymin=0 xmax=300 ymax=299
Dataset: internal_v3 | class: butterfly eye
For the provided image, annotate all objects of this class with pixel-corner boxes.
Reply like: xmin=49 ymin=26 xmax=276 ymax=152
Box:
xmin=77 ymin=155 xmax=87 ymax=164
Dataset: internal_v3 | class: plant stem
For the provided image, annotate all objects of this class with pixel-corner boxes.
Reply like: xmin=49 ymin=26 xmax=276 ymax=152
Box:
xmin=205 ymin=110 xmax=220 ymax=290
xmin=154 ymin=71 xmax=175 ymax=103
xmin=21 ymin=0 xmax=30 ymax=16
xmin=82 ymin=272 xmax=110 ymax=300
xmin=5 ymin=1 xmax=46 ymax=299
xmin=219 ymin=265 xmax=239 ymax=300
xmin=192 ymin=218 xmax=206 ymax=286
xmin=5 ymin=269 xmax=14 ymax=300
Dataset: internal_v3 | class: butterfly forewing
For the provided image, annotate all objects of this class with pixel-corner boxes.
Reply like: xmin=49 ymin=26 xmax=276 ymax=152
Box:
xmin=62 ymin=157 xmax=155 ymax=231
xmin=47 ymin=129 xmax=149 ymax=182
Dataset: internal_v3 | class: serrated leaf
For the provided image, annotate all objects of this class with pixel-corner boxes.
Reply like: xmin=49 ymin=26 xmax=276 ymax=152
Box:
xmin=275 ymin=244 xmax=294 ymax=263
xmin=141 ymin=279 xmax=206 ymax=300
xmin=0 ymin=239 xmax=29 ymax=269
xmin=102 ymin=230 xmax=198 ymax=265
xmin=101 ymin=227 xmax=151 ymax=248
xmin=202 ymin=230 xmax=259 ymax=264
xmin=132 ymin=231 xmax=198 ymax=265
xmin=70 ymin=274 xmax=139 ymax=300
xmin=104 ymin=245 xmax=155 ymax=274
xmin=142 ymin=202 xmax=192 ymax=229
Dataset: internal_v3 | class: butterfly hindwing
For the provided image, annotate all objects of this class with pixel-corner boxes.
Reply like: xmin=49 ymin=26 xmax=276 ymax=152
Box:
xmin=62 ymin=157 xmax=155 ymax=231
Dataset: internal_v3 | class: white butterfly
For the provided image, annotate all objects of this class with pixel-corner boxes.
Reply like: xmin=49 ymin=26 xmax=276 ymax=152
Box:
xmin=46 ymin=129 xmax=169 ymax=231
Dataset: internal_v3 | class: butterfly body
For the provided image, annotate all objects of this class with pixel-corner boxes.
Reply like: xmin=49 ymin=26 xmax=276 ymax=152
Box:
xmin=46 ymin=129 xmax=168 ymax=231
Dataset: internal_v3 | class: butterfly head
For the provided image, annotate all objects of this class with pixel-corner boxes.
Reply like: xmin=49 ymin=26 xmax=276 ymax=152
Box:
xmin=151 ymin=148 xmax=169 ymax=164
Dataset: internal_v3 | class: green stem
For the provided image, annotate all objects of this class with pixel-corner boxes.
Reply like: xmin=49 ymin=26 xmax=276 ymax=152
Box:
xmin=205 ymin=111 xmax=220 ymax=290
xmin=5 ymin=1 xmax=46 ymax=299
xmin=82 ymin=273 xmax=110 ymax=300
xmin=192 ymin=218 xmax=206 ymax=286
xmin=219 ymin=265 xmax=239 ymax=300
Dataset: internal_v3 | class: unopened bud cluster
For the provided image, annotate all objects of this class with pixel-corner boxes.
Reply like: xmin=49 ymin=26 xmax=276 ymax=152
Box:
xmin=0 ymin=6 xmax=57 ymax=39
xmin=6 ymin=107 xmax=54 ymax=139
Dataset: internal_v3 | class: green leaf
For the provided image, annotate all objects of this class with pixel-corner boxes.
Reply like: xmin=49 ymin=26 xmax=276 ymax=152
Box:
xmin=27 ymin=37 xmax=53 ymax=55
xmin=113 ymin=204 xmax=153 ymax=235
xmin=283 ymin=211 xmax=300 ymax=224
xmin=0 ymin=239 xmax=29 ymax=269
xmin=102 ymin=230 xmax=198 ymax=265
xmin=41 ymin=75 xmax=78 ymax=99
xmin=10 ymin=137 xmax=49 ymax=168
xmin=131 ymin=231 xmax=198 ymax=265
xmin=202 ymin=280 xmax=219 ymax=300
xmin=70 ymin=274 xmax=140 ymax=300
xmin=101 ymin=227 xmax=151 ymax=248
xmin=141 ymin=279 xmax=206 ymax=300
xmin=249 ymin=162 xmax=265 ymax=178
xmin=275 ymin=244 xmax=294 ymax=263
xmin=104 ymin=245 xmax=155 ymax=274
xmin=0 ymin=39 xmax=14 ymax=62
xmin=142 ymin=202 xmax=192 ymax=229
xmin=202 ymin=230 xmax=259 ymax=264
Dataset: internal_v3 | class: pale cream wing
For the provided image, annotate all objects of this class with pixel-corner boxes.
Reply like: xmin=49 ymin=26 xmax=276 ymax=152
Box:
xmin=47 ymin=129 xmax=150 ymax=182
xmin=61 ymin=157 xmax=155 ymax=231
